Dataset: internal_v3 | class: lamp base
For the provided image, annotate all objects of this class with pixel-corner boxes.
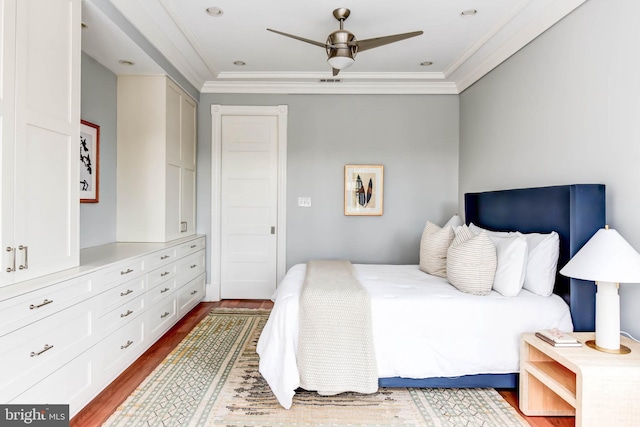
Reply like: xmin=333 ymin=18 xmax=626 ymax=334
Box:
xmin=585 ymin=339 xmax=631 ymax=354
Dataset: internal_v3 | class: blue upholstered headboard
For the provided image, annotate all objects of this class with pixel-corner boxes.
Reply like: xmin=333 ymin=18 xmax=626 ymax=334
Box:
xmin=464 ymin=184 xmax=605 ymax=332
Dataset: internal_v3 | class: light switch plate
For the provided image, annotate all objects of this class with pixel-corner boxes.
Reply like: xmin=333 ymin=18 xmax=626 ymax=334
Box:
xmin=297 ymin=197 xmax=312 ymax=207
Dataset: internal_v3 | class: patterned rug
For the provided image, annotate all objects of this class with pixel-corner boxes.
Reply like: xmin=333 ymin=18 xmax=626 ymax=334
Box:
xmin=103 ymin=309 xmax=529 ymax=427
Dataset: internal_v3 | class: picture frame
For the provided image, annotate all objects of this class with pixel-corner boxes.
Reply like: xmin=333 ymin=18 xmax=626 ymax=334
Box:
xmin=80 ymin=120 xmax=100 ymax=203
xmin=344 ymin=164 xmax=384 ymax=216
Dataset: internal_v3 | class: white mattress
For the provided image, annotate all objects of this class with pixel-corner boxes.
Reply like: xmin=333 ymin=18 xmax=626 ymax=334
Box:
xmin=256 ymin=263 xmax=573 ymax=409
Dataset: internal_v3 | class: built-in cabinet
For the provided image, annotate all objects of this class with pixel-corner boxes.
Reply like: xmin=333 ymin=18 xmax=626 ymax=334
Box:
xmin=0 ymin=236 xmax=206 ymax=417
xmin=1 ymin=0 xmax=80 ymax=286
xmin=116 ymin=76 xmax=197 ymax=242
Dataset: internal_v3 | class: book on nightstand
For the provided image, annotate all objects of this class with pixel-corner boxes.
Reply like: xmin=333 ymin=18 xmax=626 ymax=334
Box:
xmin=535 ymin=328 xmax=582 ymax=347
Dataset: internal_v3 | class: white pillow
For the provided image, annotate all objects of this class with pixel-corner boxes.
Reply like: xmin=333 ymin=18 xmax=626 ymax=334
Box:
xmin=468 ymin=223 xmax=560 ymax=296
xmin=419 ymin=221 xmax=454 ymax=278
xmin=469 ymin=222 xmax=510 ymax=237
xmin=486 ymin=234 xmax=528 ymax=297
xmin=444 ymin=214 xmax=463 ymax=228
xmin=522 ymin=232 xmax=560 ymax=296
xmin=446 ymin=226 xmax=497 ymax=296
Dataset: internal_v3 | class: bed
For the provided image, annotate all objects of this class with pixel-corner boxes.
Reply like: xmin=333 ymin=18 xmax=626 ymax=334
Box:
xmin=257 ymin=184 xmax=605 ymax=409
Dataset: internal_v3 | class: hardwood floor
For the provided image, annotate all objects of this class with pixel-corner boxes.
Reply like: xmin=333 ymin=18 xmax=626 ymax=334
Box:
xmin=71 ymin=300 xmax=573 ymax=427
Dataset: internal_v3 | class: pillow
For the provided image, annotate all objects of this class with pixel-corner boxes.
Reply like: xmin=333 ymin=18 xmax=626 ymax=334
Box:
xmin=446 ymin=226 xmax=497 ymax=295
xmin=468 ymin=223 xmax=560 ymax=296
xmin=468 ymin=222 xmax=510 ymax=237
xmin=444 ymin=214 xmax=463 ymax=228
xmin=486 ymin=234 xmax=528 ymax=296
xmin=522 ymin=232 xmax=560 ymax=296
xmin=419 ymin=221 xmax=454 ymax=278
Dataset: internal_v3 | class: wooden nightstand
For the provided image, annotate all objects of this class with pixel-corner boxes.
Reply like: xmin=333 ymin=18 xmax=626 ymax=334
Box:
xmin=520 ymin=332 xmax=640 ymax=426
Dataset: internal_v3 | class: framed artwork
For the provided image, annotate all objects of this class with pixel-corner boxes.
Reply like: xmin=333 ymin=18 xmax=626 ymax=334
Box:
xmin=344 ymin=164 xmax=384 ymax=216
xmin=80 ymin=120 xmax=100 ymax=203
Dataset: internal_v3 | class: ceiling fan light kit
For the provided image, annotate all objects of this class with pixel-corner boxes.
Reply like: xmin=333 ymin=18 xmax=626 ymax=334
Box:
xmin=267 ymin=8 xmax=423 ymax=76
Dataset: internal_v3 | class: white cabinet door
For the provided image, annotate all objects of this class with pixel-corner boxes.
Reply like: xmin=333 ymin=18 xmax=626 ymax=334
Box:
xmin=117 ymin=76 xmax=196 ymax=242
xmin=1 ymin=0 xmax=80 ymax=286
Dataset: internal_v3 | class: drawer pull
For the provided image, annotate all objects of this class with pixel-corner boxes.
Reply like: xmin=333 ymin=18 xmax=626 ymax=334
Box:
xmin=161 ymin=271 xmax=170 ymax=277
xmin=190 ymin=244 xmax=197 ymax=249
xmin=120 ymin=289 xmax=134 ymax=297
xmin=190 ymin=264 xmax=197 ymax=269
xmin=120 ymin=309 xmax=134 ymax=318
xmin=120 ymin=268 xmax=134 ymax=275
xmin=160 ymin=287 xmax=171 ymax=293
xmin=121 ymin=340 xmax=134 ymax=350
xmin=160 ymin=255 xmax=170 ymax=260
xmin=190 ymin=290 xmax=198 ymax=295
xmin=30 ymin=344 xmax=54 ymax=357
xmin=29 ymin=299 xmax=53 ymax=310
xmin=161 ymin=311 xmax=170 ymax=319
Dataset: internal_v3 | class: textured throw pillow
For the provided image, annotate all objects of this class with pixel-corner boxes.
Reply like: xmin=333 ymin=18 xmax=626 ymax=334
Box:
xmin=522 ymin=232 xmax=560 ymax=296
xmin=419 ymin=221 xmax=455 ymax=278
xmin=446 ymin=226 xmax=497 ymax=295
xmin=486 ymin=234 xmax=528 ymax=297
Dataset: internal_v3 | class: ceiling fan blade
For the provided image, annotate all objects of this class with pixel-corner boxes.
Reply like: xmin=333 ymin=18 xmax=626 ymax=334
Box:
xmin=267 ymin=28 xmax=328 ymax=49
xmin=354 ymin=31 xmax=423 ymax=52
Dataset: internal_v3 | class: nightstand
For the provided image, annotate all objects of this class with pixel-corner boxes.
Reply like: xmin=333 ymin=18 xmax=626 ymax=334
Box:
xmin=520 ymin=332 xmax=640 ymax=426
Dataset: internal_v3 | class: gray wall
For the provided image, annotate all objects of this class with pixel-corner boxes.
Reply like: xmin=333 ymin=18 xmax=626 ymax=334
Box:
xmin=459 ymin=0 xmax=640 ymax=338
xmin=80 ymin=52 xmax=117 ymax=248
xmin=197 ymin=94 xmax=459 ymax=280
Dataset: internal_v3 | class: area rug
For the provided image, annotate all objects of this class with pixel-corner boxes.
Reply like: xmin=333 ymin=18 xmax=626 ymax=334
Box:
xmin=103 ymin=309 xmax=529 ymax=427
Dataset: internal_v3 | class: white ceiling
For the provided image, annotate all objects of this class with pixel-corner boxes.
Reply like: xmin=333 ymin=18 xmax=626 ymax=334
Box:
xmin=81 ymin=0 xmax=587 ymax=95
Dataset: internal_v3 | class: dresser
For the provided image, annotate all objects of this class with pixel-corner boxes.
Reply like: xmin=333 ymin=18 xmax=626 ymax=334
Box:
xmin=0 ymin=235 xmax=205 ymax=417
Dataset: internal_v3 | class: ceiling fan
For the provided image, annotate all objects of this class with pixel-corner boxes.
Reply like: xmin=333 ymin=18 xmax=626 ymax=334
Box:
xmin=267 ymin=8 xmax=423 ymax=76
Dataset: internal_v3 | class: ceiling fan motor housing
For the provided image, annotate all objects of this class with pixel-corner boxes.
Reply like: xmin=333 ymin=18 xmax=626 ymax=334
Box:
xmin=326 ymin=30 xmax=358 ymax=69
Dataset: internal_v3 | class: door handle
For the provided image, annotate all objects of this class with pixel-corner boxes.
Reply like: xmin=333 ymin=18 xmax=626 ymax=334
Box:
xmin=6 ymin=247 xmax=15 ymax=273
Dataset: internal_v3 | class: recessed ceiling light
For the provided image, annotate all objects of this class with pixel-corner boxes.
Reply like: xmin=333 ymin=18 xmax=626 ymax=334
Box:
xmin=420 ymin=61 xmax=433 ymax=66
xmin=119 ymin=59 xmax=135 ymax=66
xmin=233 ymin=60 xmax=246 ymax=66
xmin=461 ymin=9 xmax=477 ymax=17
xmin=206 ymin=7 xmax=223 ymax=16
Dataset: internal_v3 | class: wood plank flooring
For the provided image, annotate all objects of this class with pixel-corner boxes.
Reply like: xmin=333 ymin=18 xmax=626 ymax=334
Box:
xmin=71 ymin=300 xmax=573 ymax=427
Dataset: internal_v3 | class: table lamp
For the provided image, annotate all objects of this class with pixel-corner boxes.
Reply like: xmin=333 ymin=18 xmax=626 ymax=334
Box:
xmin=560 ymin=226 xmax=640 ymax=354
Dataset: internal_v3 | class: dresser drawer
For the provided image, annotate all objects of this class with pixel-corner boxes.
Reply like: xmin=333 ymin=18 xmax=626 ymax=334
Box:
xmin=176 ymin=237 xmax=205 ymax=258
xmin=177 ymin=274 xmax=205 ymax=317
xmin=12 ymin=348 xmax=96 ymax=418
xmin=0 ymin=274 xmax=95 ymax=337
xmin=176 ymin=250 xmax=205 ymax=285
xmin=148 ymin=278 xmax=177 ymax=305
xmin=144 ymin=247 xmax=177 ymax=271
xmin=98 ymin=293 xmax=146 ymax=335
xmin=100 ymin=258 xmax=145 ymax=290
xmin=98 ymin=275 xmax=146 ymax=317
xmin=148 ymin=262 xmax=177 ymax=289
xmin=146 ymin=296 xmax=177 ymax=343
xmin=97 ymin=316 xmax=146 ymax=386
xmin=0 ymin=302 xmax=96 ymax=402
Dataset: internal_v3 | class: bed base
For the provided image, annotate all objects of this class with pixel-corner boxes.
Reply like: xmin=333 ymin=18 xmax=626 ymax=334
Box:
xmin=379 ymin=373 xmax=517 ymax=389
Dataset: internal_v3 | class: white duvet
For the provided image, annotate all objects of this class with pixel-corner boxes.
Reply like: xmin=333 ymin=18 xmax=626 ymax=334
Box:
xmin=256 ymin=264 xmax=573 ymax=409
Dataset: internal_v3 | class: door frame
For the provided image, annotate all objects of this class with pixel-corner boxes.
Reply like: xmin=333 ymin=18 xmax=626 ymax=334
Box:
xmin=210 ymin=105 xmax=287 ymax=301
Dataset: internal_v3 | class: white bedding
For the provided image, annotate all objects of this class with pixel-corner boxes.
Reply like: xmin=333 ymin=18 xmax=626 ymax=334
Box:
xmin=256 ymin=263 xmax=574 ymax=409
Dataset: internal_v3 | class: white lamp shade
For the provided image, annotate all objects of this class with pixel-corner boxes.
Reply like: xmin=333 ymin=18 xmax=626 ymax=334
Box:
xmin=560 ymin=227 xmax=640 ymax=283
xmin=327 ymin=56 xmax=354 ymax=70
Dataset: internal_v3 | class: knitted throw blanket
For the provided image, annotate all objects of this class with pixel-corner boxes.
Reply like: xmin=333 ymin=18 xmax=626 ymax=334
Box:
xmin=297 ymin=260 xmax=378 ymax=396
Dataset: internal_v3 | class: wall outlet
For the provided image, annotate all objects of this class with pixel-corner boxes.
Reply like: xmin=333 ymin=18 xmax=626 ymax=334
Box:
xmin=297 ymin=197 xmax=312 ymax=207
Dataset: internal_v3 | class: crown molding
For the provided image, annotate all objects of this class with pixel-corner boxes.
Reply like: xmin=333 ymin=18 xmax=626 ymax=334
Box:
xmin=201 ymin=80 xmax=458 ymax=95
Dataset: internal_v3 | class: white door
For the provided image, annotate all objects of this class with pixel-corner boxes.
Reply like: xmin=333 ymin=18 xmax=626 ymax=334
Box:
xmin=220 ymin=115 xmax=278 ymax=299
